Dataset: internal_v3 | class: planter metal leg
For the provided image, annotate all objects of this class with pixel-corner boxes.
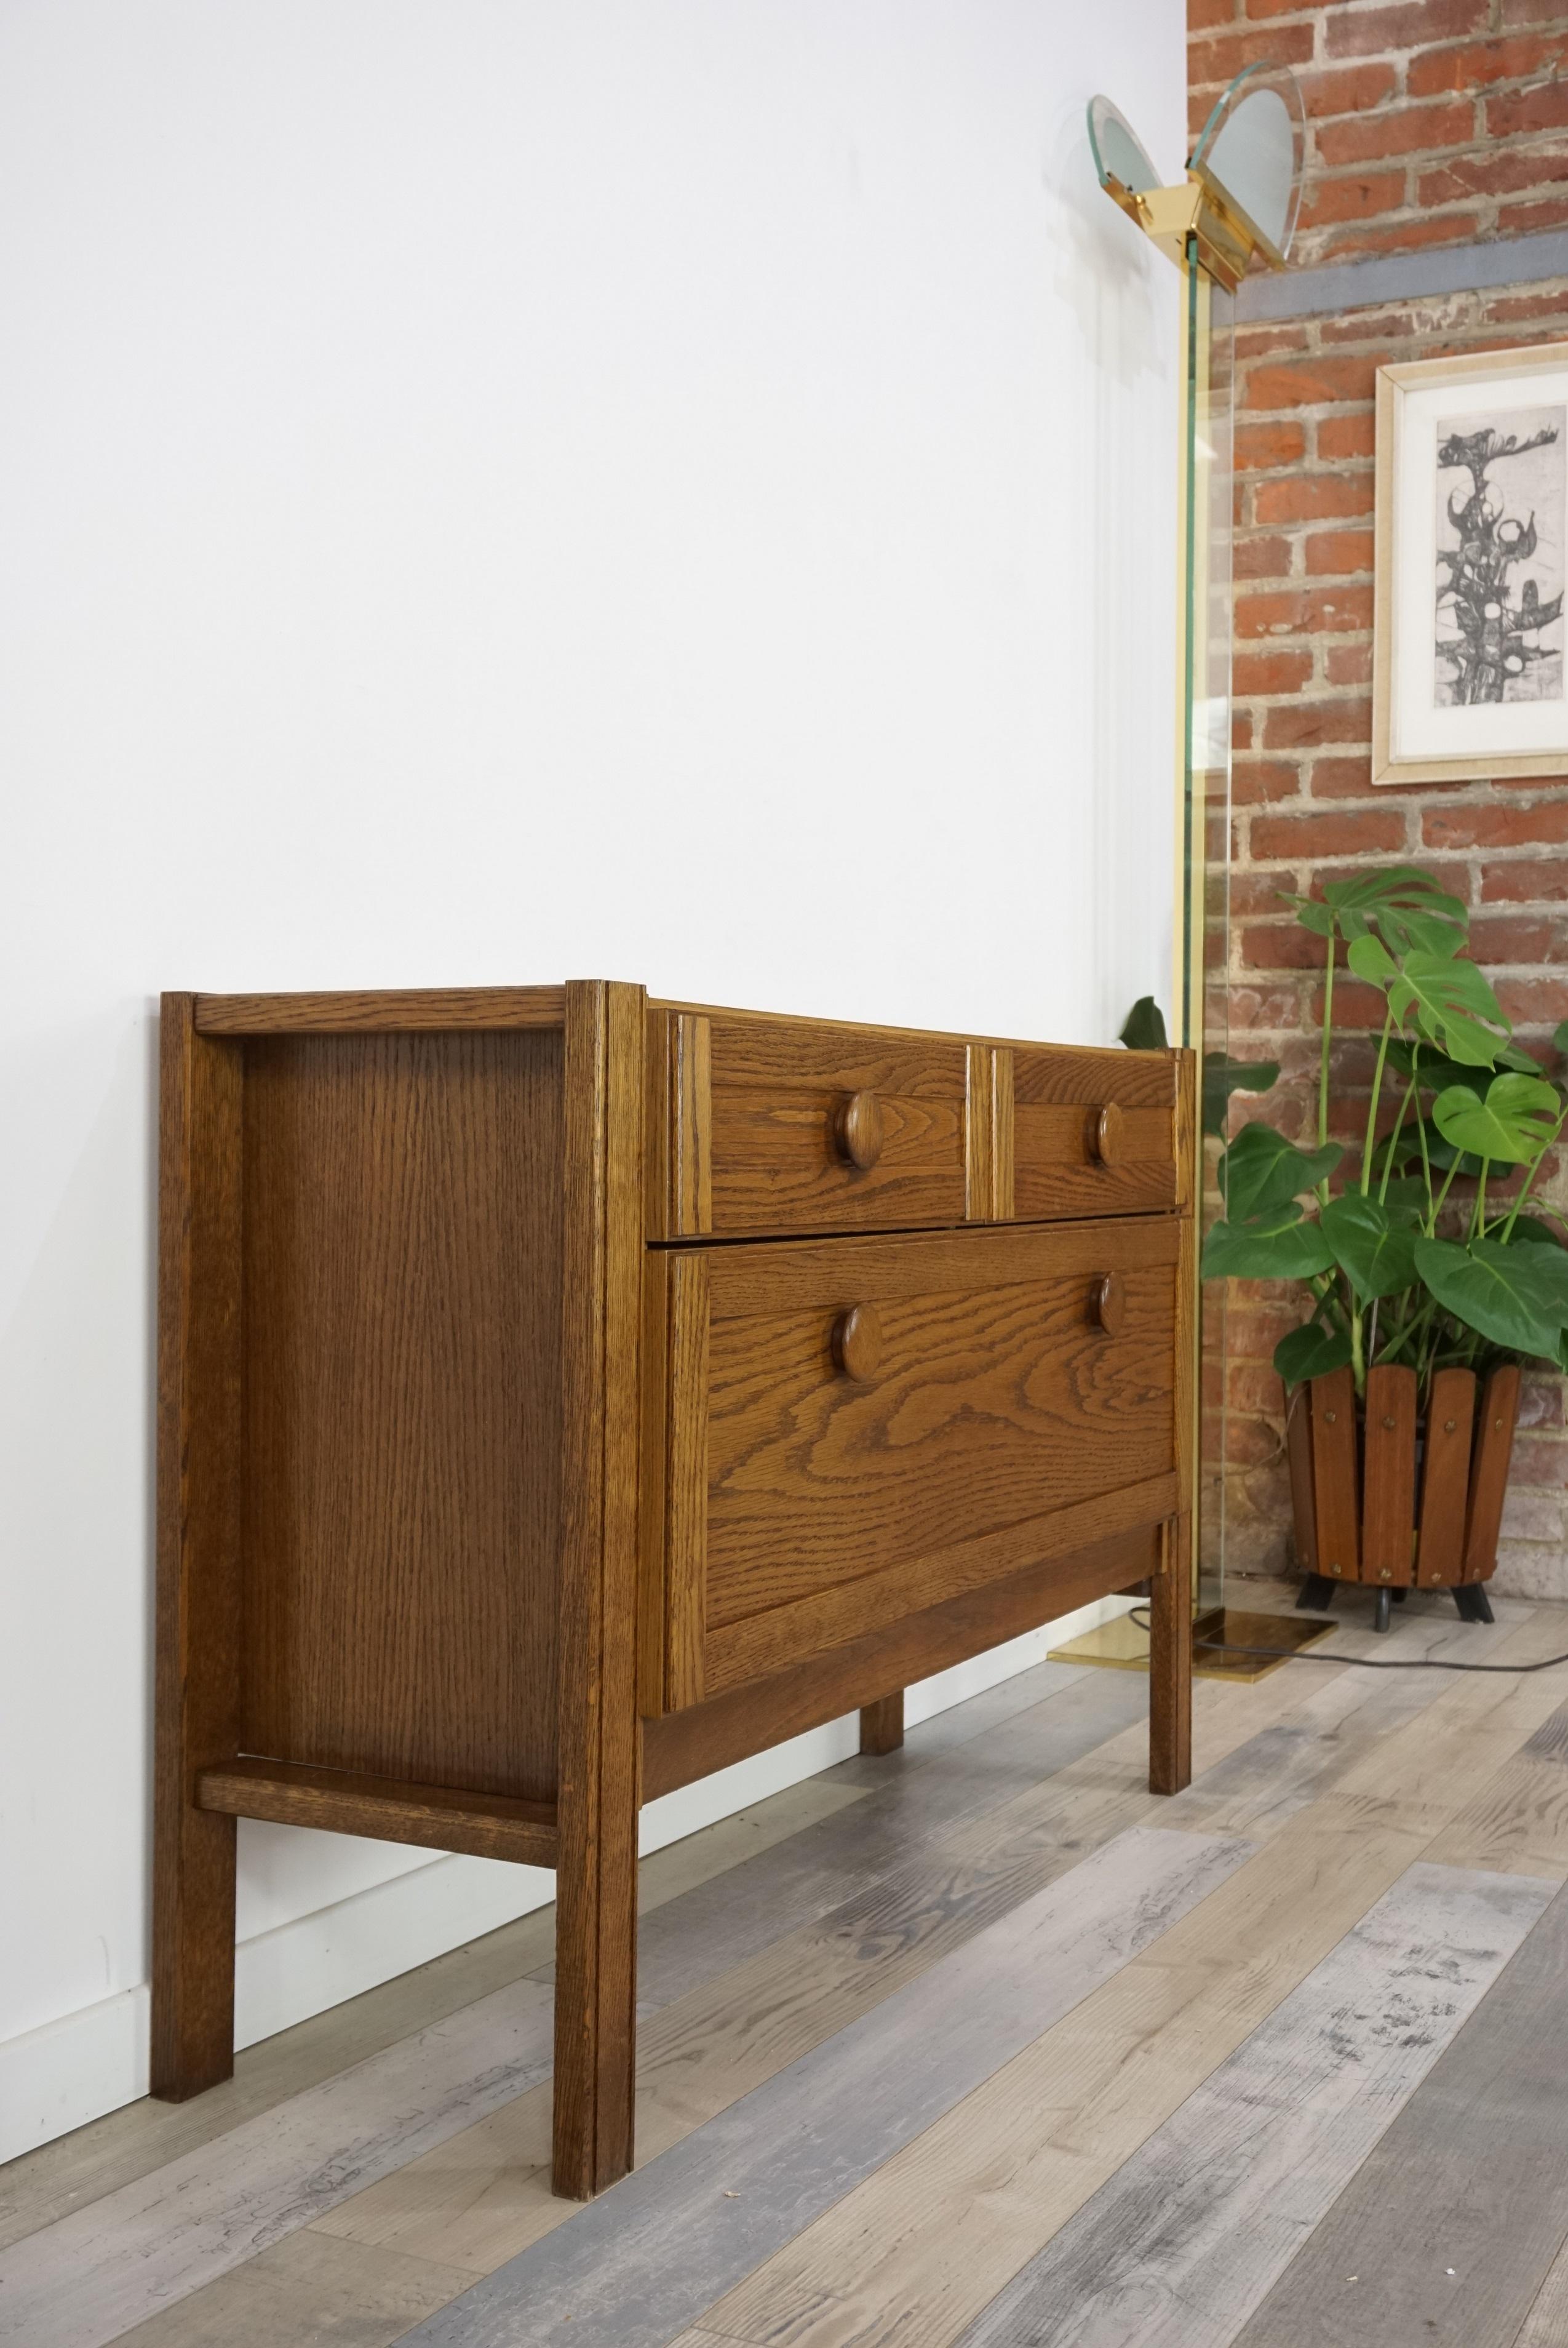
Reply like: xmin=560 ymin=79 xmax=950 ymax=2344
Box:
xmin=1454 ymin=1583 xmax=1496 ymax=1626
xmin=1373 ymin=1587 xmax=1392 ymax=1634
xmin=1295 ymin=1575 xmax=1337 ymax=1614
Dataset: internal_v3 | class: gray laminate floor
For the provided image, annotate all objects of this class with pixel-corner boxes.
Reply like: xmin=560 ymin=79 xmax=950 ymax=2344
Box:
xmin=7 ymin=1584 xmax=1568 ymax=2348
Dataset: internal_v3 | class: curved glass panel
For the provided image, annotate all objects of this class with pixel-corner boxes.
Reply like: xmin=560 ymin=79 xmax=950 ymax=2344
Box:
xmin=1188 ymin=64 xmax=1305 ymax=260
xmin=1088 ymin=94 xmax=1163 ymax=198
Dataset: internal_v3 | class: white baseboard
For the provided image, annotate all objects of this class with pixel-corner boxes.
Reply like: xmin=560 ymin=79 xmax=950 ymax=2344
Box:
xmin=1 ymin=1594 xmax=1127 ymax=2168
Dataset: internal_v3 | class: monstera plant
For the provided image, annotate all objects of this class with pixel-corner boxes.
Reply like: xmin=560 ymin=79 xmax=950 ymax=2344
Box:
xmin=1134 ymin=868 xmax=1568 ymax=1621
xmin=1200 ymin=867 xmax=1568 ymax=1389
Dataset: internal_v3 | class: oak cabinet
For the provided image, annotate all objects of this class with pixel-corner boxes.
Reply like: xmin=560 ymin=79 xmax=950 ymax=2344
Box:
xmin=154 ymin=983 xmax=1195 ymax=2202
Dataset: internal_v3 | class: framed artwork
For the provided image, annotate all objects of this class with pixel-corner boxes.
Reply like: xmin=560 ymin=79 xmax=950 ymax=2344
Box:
xmin=1373 ymin=340 xmax=1568 ymax=786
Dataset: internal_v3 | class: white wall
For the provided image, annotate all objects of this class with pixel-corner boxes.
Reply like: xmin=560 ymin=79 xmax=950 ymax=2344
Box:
xmin=0 ymin=0 xmax=1185 ymax=2160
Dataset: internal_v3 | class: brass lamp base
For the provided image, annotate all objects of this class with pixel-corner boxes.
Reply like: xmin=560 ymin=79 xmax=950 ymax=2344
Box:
xmin=1049 ymin=1605 xmax=1336 ymax=1685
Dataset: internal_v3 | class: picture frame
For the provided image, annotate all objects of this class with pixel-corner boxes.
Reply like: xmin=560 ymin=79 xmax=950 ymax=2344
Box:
xmin=1373 ymin=340 xmax=1568 ymax=787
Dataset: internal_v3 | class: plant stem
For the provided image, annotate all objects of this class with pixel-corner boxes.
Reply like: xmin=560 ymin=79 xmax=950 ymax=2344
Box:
xmin=1318 ymin=930 xmax=1335 ymax=1176
xmin=1361 ymin=1005 xmax=1394 ymax=1197
xmin=1470 ymin=1157 xmax=1490 ymax=1242
xmin=1378 ymin=1077 xmax=1417 ymax=1206
xmin=1498 ymin=1114 xmax=1567 ymax=1239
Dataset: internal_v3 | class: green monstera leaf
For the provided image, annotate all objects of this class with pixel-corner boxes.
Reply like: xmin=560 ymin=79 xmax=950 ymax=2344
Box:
xmin=1346 ymin=934 xmax=1397 ymax=987
xmin=1202 ymin=1052 xmax=1278 ymax=1139
xmin=1414 ymin=1234 xmax=1568 ymax=1356
xmin=1387 ymin=1036 xmax=1542 ymax=1084
xmin=1432 ymin=1073 xmax=1562 ymax=1165
xmin=1118 ymin=996 xmax=1168 ymax=1052
xmin=1282 ymin=868 xmax=1467 ymax=957
xmin=1319 ymin=1193 xmax=1419 ymax=1302
xmin=1219 ymin=1123 xmax=1342 ymax=1221
xmin=1203 ymin=1205 xmax=1337 ymax=1283
xmin=1273 ymin=1321 xmax=1353 ymax=1388
xmin=1388 ymin=953 xmax=1510 ymax=1068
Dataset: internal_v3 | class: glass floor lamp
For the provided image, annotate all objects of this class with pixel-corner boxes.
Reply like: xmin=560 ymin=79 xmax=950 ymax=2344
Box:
xmin=1054 ymin=65 xmax=1323 ymax=1680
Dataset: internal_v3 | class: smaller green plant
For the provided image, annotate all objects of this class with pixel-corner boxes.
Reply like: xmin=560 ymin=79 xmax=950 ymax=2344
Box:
xmin=1169 ymin=868 xmax=1568 ymax=1399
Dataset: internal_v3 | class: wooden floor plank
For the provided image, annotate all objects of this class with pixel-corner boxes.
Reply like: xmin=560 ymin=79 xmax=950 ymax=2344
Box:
xmin=0 ymin=1773 xmax=868 ymax=2256
xmin=1423 ymin=1697 xmax=1568 ymax=1882
xmin=950 ymin=1863 xmax=1554 ymax=2348
xmin=0 ymin=1659 xmax=1136 ymax=2344
xmin=312 ymin=1618 xmax=1358 ymax=2278
xmin=705 ymin=1606 xmax=1568 ymax=2348
xmin=93 ymin=2230 xmax=474 ymax=2348
xmin=1229 ymin=1877 xmax=1568 ymax=2348
xmin=389 ymin=1827 xmax=1253 ymax=2348
xmin=0 ymin=1978 xmax=556 ymax=2348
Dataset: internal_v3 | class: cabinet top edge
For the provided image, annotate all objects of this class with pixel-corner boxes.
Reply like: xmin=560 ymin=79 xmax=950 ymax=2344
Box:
xmin=181 ymin=984 xmax=1184 ymax=1061
xmin=189 ymin=986 xmax=569 ymax=1034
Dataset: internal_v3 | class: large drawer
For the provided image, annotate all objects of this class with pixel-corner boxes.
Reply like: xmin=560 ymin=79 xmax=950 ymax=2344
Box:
xmin=640 ymin=1217 xmax=1183 ymax=1712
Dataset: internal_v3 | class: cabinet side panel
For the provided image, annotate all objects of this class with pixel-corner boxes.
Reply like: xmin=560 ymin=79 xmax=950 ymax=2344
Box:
xmin=241 ymin=1029 xmax=563 ymax=1801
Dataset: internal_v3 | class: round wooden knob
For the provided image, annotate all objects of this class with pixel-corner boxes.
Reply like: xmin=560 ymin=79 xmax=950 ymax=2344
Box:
xmin=1092 ymin=1273 xmax=1125 ymax=1335
xmin=832 ymin=1090 xmax=885 ymax=1171
xmin=1091 ymin=1104 xmax=1124 ymax=1167
xmin=832 ymin=1303 xmax=883 ymax=1381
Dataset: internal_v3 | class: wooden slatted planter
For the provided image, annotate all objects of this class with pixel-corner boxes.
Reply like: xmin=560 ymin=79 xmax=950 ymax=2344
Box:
xmin=1286 ymin=1361 xmax=1521 ymax=1632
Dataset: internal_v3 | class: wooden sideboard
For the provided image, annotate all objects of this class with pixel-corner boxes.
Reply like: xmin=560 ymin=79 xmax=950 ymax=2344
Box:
xmin=153 ymin=983 xmax=1196 ymax=2200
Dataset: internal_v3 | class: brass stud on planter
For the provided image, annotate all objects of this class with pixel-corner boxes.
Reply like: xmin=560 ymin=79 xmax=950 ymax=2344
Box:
xmin=1382 ymin=1415 xmax=1395 ymax=1430
xmin=1324 ymin=1410 xmax=1337 ymax=1424
xmin=1445 ymin=1419 xmax=1457 ymax=1433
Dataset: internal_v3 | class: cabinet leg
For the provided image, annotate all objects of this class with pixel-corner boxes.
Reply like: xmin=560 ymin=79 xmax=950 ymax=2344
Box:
xmin=151 ymin=1808 xmax=237 ymax=2101
xmin=860 ymin=1691 xmax=904 ymax=1756
xmin=551 ymin=1786 xmax=638 ymax=2200
xmin=1149 ymin=1515 xmax=1193 ymax=1796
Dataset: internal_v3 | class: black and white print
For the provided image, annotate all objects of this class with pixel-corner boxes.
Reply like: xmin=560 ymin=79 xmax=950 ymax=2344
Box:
xmin=1435 ymin=401 xmax=1566 ymax=707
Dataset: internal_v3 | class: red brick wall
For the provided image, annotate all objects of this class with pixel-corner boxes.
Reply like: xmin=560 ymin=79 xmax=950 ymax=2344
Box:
xmin=1191 ymin=4 xmax=1568 ymax=265
xmin=1189 ymin=6 xmax=1568 ymax=1595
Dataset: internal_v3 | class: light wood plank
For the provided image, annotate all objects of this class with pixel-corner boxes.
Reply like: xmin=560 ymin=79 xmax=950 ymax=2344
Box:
xmin=389 ymin=1827 xmax=1254 ymax=2348
xmin=100 ymin=2228 xmax=474 ymax=2348
xmin=706 ymin=1605 xmax=1568 ymax=2348
xmin=1423 ymin=1696 xmax=1568 ymax=1881
xmin=953 ymin=1862 xmax=1554 ymax=2348
xmin=0 ymin=1980 xmax=555 ymax=2348
xmin=1231 ymin=1876 xmax=1568 ymax=2348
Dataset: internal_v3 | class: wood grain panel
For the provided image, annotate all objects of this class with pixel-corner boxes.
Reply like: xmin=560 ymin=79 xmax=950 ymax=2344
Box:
xmin=642 ymin=1527 xmax=1159 ymax=1800
xmin=1310 ymin=1365 xmax=1359 ymax=1585
xmin=1419 ymin=1367 xmax=1476 ymax=1588
xmin=1285 ymin=1386 xmax=1318 ymax=1577
xmin=552 ymin=980 xmax=645 ymax=2198
xmin=1465 ymin=1363 xmax=1521 ymax=1585
xmin=195 ymin=988 xmax=564 ymax=1033
xmin=1362 ymin=1362 xmax=1417 ymax=1588
xmin=700 ymin=1243 xmax=1177 ymax=1634
xmin=704 ymin=1474 xmax=1176 ymax=1694
xmin=152 ymin=997 xmax=245 ymax=2102
xmin=702 ymin=1212 xmax=1180 ymax=1315
xmin=963 ymin=1044 xmax=993 ymax=1223
xmin=239 ymin=1028 xmax=563 ymax=1802
xmin=196 ymin=1759 xmax=557 ymax=1867
xmin=670 ymin=1013 xmax=711 ymax=1237
xmin=663 ymin=1253 xmax=709 ymax=1712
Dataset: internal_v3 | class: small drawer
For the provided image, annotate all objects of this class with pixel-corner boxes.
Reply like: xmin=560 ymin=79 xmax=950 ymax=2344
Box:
xmin=649 ymin=1008 xmax=978 ymax=1240
xmin=1003 ymin=1045 xmax=1182 ymax=1222
xmin=640 ymin=1216 xmax=1181 ymax=1712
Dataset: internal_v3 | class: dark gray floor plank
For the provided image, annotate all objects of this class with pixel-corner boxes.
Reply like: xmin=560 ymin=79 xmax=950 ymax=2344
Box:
xmin=1230 ymin=1874 xmax=1568 ymax=2348
xmin=391 ymin=1827 xmax=1252 ymax=2348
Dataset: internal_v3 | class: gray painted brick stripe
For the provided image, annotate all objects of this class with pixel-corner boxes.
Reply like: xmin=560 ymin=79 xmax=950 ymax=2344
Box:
xmin=1237 ymin=228 xmax=1568 ymax=325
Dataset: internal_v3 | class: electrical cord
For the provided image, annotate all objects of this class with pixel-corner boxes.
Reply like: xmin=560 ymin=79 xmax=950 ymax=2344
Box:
xmin=1126 ymin=1606 xmax=1568 ymax=1674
